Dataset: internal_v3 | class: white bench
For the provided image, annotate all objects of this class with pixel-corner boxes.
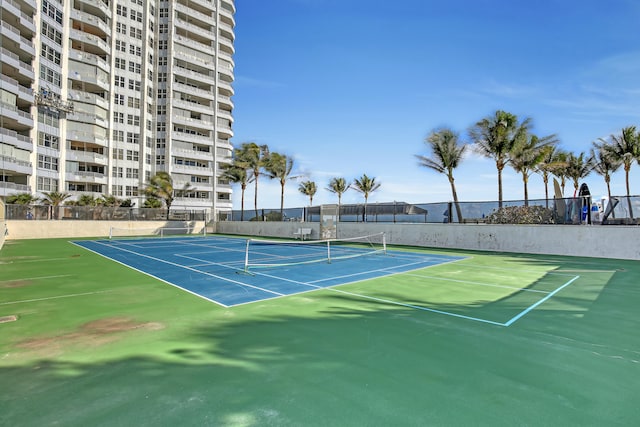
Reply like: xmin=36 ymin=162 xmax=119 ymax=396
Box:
xmin=293 ymin=228 xmax=312 ymax=240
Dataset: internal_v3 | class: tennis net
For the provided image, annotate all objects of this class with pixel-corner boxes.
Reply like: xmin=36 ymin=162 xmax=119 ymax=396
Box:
xmin=109 ymin=226 xmax=206 ymax=240
xmin=243 ymin=232 xmax=386 ymax=272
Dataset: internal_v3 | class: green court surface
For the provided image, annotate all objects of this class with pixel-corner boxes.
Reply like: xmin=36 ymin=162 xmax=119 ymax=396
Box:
xmin=1 ymin=237 xmax=638 ymax=426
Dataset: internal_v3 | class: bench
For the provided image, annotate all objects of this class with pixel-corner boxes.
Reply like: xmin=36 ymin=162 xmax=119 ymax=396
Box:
xmin=293 ymin=227 xmax=312 ymax=240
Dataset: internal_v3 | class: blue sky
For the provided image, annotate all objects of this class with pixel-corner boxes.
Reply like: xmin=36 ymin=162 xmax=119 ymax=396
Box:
xmin=230 ymin=0 xmax=640 ymax=210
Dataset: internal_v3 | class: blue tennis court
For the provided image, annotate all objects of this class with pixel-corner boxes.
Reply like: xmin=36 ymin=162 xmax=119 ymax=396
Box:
xmin=73 ymin=235 xmax=466 ymax=307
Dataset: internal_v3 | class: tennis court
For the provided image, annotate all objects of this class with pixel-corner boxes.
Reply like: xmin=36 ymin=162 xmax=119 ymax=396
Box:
xmin=71 ymin=234 xmax=580 ymax=327
xmin=1 ymin=236 xmax=638 ymax=426
xmin=72 ymin=234 xmax=465 ymax=306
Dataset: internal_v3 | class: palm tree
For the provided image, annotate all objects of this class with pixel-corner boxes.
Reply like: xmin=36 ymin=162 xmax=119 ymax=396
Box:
xmin=6 ymin=192 xmax=39 ymax=205
xmin=509 ymin=133 xmax=558 ymax=205
xmin=41 ymin=190 xmax=71 ymax=219
xmin=416 ymin=127 xmax=467 ymax=221
xmin=599 ymin=126 xmax=640 ymax=218
xmin=236 ymin=142 xmax=269 ymax=221
xmin=535 ymin=146 xmax=568 ymax=206
xmin=326 ymin=177 xmax=351 ymax=205
xmin=469 ymin=110 xmax=531 ymax=207
xmin=144 ymin=172 xmax=174 ymax=215
xmin=298 ymin=180 xmax=317 ymax=206
xmin=565 ymin=152 xmax=595 ymax=195
xmin=76 ymin=194 xmax=99 ymax=206
xmin=221 ymin=162 xmax=252 ymax=221
xmin=263 ymin=152 xmax=296 ymax=219
xmin=591 ymin=141 xmax=622 ymax=203
xmin=353 ymin=174 xmax=381 ymax=222
xmin=326 ymin=177 xmax=351 ymax=220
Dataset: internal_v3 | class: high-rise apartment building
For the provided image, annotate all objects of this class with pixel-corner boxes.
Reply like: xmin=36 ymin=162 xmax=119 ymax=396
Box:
xmin=0 ymin=0 xmax=235 ymax=218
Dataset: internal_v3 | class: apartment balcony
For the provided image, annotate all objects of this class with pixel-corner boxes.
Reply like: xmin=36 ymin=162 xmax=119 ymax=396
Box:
xmin=71 ymin=9 xmax=110 ymax=38
xmin=181 ymin=0 xmax=217 ymax=14
xmin=174 ymin=34 xmax=215 ymax=56
xmin=171 ymin=163 xmax=214 ymax=177
xmin=219 ymin=21 xmax=234 ymax=37
xmin=175 ymin=2 xmax=214 ymax=25
xmin=65 ymin=171 xmax=108 ymax=184
xmin=0 ymin=20 xmax=35 ymax=56
xmin=68 ymin=68 xmax=110 ymax=92
xmin=0 ymin=181 xmax=31 ymax=195
xmin=217 ymin=108 xmax=232 ymax=122
xmin=172 ymin=98 xmax=213 ymax=115
xmin=173 ymin=82 xmax=215 ymax=101
xmin=67 ymin=111 xmax=108 ymax=129
xmin=174 ymin=48 xmax=215 ymax=70
xmin=0 ymin=75 xmax=33 ymax=107
xmin=69 ymin=29 xmax=109 ymax=56
xmin=0 ymin=127 xmax=32 ymax=151
xmin=171 ymin=130 xmax=212 ymax=145
xmin=0 ymin=101 xmax=33 ymax=130
xmin=0 ymin=47 xmax=35 ymax=83
xmin=219 ymin=3 xmax=236 ymax=25
xmin=2 ymin=0 xmax=36 ymax=33
xmin=68 ymin=89 xmax=109 ymax=110
xmin=0 ymin=155 xmax=32 ymax=175
xmin=172 ymin=114 xmax=213 ymax=131
xmin=172 ymin=147 xmax=214 ymax=162
xmin=216 ymin=125 xmax=233 ymax=139
xmin=217 ymin=79 xmax=234 ymax=95
xmin=218 ymin=36 xmax=234 ymax=54
xmin=216 ymin=94 xmax=234 ymax=110
xmin=67 ymin=128 xmax=108 ymax=146
xmin=69 ymin=49 xmax=109 ymax=73
xmin=174 ymin=17 xmax=215 ymax=41
xmin=73 ymin=0 xmax=111 ymax=21
xmin=66 ymin=150 xmax=108 ymax=166
xmin=173 ymin=65 xmax=216 ymax=86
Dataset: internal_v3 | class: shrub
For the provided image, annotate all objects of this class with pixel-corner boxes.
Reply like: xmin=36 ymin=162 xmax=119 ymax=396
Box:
xmin=485 ymin=205 xmax=555 ymax=224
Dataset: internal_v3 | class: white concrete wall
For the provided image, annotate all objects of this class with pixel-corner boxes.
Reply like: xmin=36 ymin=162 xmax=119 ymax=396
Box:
xmin=215 ymin=221 xmax=640 ymax=260
xmin=5 ymin=221 xmax=206 ymax=240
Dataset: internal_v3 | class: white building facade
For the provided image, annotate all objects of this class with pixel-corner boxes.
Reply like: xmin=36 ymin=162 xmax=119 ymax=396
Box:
xmin=0 ymin=0 xmax=235 ymax=219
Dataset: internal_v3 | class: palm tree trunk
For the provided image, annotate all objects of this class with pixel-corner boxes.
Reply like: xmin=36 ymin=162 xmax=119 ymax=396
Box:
xmin=240 ymin=187 xmax=245 ymax=221
xmin=280 ymin=183 xmax=285 ymax=219
xmin=543 ymin=175 xmax=549 ymax=208
xmin=625 ymin=168 xmax=633 ymax=219
xmin=254 ymin=176 xmax=259 ymax=220
xmin=497 ymin=165 xmax=504 ymax=208
xmin=523 ymin=173 xmax=529 ymax=207
xmin=450 ymin=179 xmax=462 ymax=222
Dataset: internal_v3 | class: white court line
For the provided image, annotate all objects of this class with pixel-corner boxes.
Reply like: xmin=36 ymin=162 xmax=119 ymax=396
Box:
xmin=504 ymin=275 xmax=580 ymax=327
xmin=0 ymin=274 xmax=72 ymax=283
xmin=1 ymin=290 xmax=114 ymax=306
xmin=402 ymin=273 xmax=551 ymax=294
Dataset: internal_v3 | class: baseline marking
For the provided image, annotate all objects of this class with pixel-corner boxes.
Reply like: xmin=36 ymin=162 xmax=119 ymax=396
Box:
xmin=0 ymin=274 xmax=72 ymax=283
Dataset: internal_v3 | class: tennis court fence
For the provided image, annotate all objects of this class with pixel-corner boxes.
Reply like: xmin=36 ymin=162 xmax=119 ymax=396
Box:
xmin=226 ymin=195 xmax=640 ymax=225
xmin=4 ymin=205 xmax=207 ymax=222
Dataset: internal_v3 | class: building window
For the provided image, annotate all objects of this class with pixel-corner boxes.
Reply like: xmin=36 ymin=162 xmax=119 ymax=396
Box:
xmin=126 ymin=150 xmax=139 ymax=161
xmin=39 ymin=65 xmax=62 ymax=87
xmin=126 ymin=132 xmax=140 ymax=145
xmin=113 ymin=112 xmax=124 ymax=123
xmin=41 ymin=22 xmax=62 ymax=45
xmin=126 ymin=115 xmax=140 ymax=126
xmin=126 ymin=168 xmax=139 ymax=179
xmin=114 ymin=75 xmax=125 ymax=87
xmin=42 ymin=0 xmax=63 ymax=24
xmin=114 ymin=93 xmax=125 ymax=105
xmin=38 ymin=132 xmax=60 ymax=150
xmin=113 ymin=130 xmax=124 ymax=142
xmin=41 ymin=43 xmax=61 ymax=65
xmin=37 ymin=177 xmax=58 ymax=192
xmin=112 ymin=148 xmax=124 ymax=160
xmin=115 ymin=40 xmax=127 ymax=52
xmin=126 ymin=186 xmax=139 ymax=196
xmin=116 ymin=5 xmax=128 ymax=16
xmin=113 ymin=185 xmax=123 ymax=196
xmin=37 ymin=155 xmax=59 ymax=171
xmin=112 ymin=167 xmax=123 ymax=178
